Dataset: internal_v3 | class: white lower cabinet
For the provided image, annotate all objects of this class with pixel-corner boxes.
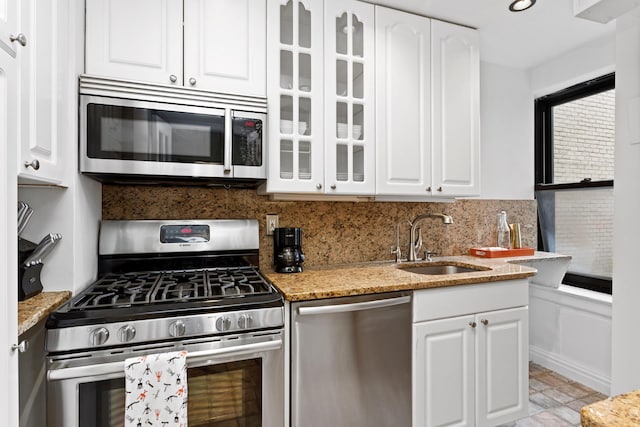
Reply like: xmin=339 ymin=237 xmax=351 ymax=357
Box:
xmin=413 ymin=280 xmax=529 ymax=427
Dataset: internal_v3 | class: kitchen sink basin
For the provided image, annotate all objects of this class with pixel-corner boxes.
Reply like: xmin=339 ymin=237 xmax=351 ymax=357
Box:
xmin=398 ymin=263 xmax=489 ymax=275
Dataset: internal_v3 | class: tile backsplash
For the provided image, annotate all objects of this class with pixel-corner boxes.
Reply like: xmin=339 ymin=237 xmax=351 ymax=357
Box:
xmin=103 ymin=185 xmax=537 ymax=271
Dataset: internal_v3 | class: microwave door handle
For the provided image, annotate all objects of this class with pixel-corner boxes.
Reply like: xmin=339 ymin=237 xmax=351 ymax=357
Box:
xmin=47 ymin=339 xmax=283 ymax=381
xmin=223 ymin=109 xmax=232 ymax=174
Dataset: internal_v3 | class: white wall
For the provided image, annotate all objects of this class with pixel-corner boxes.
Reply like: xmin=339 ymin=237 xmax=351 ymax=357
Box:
xmin=529 ymin=284 xmax=612 ymax=394
xmin=611 ymin=8 xmax=640 ymax=395
xmin=529 ymin=33 xmax=616 ymax=98
xmin=477 ymin=34 xmax=616 ymax=201
xmin=18 ymin=177 xmax=101 ymax=294
xmin=479 ymin=62 xmax=534 ymax=200
xmin=525 ymin=31 xmax=617 ymax=394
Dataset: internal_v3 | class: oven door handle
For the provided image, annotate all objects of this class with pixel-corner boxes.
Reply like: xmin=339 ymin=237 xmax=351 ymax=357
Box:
xmin=48 ymin=339 xmax=282 ymax=381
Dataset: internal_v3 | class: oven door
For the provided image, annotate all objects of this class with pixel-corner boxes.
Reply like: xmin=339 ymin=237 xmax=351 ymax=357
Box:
xmin=47 ymin=331 xmax=283 ymax=427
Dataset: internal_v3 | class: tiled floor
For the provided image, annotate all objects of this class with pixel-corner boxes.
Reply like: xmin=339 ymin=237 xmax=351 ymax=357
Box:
xmin=499 ymin=363 xmax=608 ymax=426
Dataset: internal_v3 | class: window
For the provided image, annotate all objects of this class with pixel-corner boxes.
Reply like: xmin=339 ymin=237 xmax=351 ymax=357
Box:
xmin=535 ymin=73 xmax=614 ymax=294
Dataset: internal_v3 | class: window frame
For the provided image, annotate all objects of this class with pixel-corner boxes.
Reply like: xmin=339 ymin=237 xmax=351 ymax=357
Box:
xmin=534 ymin=73 xmax=615 ymax=295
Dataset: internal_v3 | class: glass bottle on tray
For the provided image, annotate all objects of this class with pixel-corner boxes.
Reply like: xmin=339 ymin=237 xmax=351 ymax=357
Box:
xmin=497 ymin=211 xmax=511 ymax=249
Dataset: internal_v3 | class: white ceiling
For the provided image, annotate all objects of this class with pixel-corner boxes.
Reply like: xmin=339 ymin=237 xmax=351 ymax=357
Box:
xmin=368 ymin=0 xmax=616 ymax=69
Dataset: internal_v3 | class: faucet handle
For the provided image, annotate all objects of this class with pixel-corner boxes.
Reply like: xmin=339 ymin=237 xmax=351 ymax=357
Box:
xmin=390 ymin=245 xmax=402 ymax=263
xmin=424 ymin=251 xmax=438 ymax=262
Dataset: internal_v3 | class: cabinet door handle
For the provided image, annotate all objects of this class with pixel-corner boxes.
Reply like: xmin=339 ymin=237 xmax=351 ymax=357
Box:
xmin=481 ymin=319 xmax=489 ymax=326
xmin=24 ymin=159 xmax=40 ymax=170
xmin=469 ymin=321 xmax=477 ymax=328
xmin=169 ymin=74 xmax=177 ymax=83
xmin=437 ymin=187 xmax=443 ymax=192
xmin=11 ymin=340 xmax=28 ymax=353
xmin=330 ymin=184 xmax=336 ymax=190
xmin=426 ymin=186 xmax=431 ymax=192
xmin=316 ymin=183 xmax=322 ymax=190
xmin=189 ymin=77 xmax=197 ymax=86
xmin=10 ymin=33 xmax=27 ymax=47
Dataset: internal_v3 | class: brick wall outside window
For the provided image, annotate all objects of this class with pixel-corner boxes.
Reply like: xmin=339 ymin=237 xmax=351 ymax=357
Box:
xmin=551 ymin=89 xmax=615 ymax=276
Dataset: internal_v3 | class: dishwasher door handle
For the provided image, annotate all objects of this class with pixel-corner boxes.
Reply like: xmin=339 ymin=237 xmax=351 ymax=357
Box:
xmin=297 ymin=295 xmax=411 ymax=316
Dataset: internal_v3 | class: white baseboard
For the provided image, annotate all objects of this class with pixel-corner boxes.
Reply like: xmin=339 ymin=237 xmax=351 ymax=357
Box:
xmin=530 ymin=345 xmax=611 ymax=395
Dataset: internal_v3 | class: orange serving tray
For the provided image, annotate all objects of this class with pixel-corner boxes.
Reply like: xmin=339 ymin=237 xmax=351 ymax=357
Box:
xmin=469 ymin=247 xmax=535 ymax=258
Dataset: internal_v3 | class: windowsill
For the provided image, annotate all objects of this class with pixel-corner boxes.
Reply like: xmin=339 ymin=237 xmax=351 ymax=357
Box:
xmin=529 ymin=282 xmax=612 ymax=317
xmin=557 ymin=283 xmax=612 ymax=305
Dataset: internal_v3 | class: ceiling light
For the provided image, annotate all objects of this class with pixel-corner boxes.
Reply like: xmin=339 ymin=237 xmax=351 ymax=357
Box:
xmin=509 ymin=0 xmax=536 ymax=12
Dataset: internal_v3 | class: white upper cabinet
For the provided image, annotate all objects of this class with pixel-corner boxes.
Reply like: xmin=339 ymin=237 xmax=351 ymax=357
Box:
xmin=0 ymin=0 xmax=19 ymax=57
xmin=0 ymin=18 xmax=19 ymax=427
xmin=431 ymin=20 xmax=480 ymax=197
xmin=265 ymin=0 xmax=324 ymax=193
xmin=324 ymin=0 xmax=375 ymax=195
xmin=17 ymin=0 xmax=71 ymax=185
xmin=183 ymin=0 xmax=265 ymax=95
xmin=85 ymin=0 xmax=183 ymax=86
xmin=375 ymin=7 xmax=432 ymax=197
xmin=86 ymin=0 xmax=266 ymax=96
xmin=375 ymin=8 xmax=480 ymax=199
xmin=265 ymin=0 xmax=374 ymax=196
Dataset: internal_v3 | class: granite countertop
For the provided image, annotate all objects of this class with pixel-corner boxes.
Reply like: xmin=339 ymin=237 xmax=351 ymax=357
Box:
xmin=18 ymin=291 xmax=71 ymax=336
xmin=581 ymin=390 xmax=640 ymax=426
xmin=263 ymin=252 xmax=562 ymax=302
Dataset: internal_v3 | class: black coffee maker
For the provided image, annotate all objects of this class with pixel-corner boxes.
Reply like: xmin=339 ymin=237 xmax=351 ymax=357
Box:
xmin=273 ymin=227 xmax=304 ymax=273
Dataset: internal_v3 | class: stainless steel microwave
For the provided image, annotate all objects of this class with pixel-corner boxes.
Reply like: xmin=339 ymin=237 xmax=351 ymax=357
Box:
xmin=79 ymin=75 xmax=267 ymax=184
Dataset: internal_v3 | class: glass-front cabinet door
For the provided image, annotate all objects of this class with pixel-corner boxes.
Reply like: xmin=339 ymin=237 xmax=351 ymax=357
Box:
xmin=266 ymin=0 xmax=324 ymax=193
xmin=324 ymin=0 xmax=375 ymax=195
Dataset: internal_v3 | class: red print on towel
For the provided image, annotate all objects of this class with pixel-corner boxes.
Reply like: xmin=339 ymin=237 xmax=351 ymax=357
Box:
xmin=137 ymin=390 xmax=147 ymax=401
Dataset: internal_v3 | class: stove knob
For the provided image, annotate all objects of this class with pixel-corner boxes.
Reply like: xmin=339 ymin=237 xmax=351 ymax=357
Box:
xmin=169 ymin=320 xmax=186 ymax=337
xmin=215 ymin=316 xmax=232 ymax=332
xmin=238 ymin=314 xmax=253 ymax=329
xmin=89 ymin=327 xmax=110 ymax=346
xmin=118 ymin=325 xmax=136 ymax=343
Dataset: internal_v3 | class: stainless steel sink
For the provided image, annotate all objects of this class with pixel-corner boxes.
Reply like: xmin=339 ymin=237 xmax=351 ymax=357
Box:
xmin=398 ymin=263 xmax=489 ymax=275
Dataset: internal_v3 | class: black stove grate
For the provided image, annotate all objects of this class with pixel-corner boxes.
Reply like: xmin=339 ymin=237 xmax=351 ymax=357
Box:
xmin=68 ymin=266 xmax=273 ymax=310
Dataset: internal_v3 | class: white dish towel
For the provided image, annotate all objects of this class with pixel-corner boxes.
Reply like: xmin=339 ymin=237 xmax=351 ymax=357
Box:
xmin=124 ymin=350 xmax=188 ymax=427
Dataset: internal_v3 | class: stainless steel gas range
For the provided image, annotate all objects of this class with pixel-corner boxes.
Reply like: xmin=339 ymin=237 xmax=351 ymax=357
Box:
xmin=46 ymin=219 xmax=284 ymax=427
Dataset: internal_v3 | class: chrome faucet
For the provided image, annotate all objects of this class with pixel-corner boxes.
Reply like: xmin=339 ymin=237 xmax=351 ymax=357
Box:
xmin=408 ymin=213 xmax=453 ymax=262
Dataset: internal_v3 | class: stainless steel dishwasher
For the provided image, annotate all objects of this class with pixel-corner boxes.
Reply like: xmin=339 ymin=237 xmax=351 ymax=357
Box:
xmin=291 ymin=291 xmax=412 ymax=427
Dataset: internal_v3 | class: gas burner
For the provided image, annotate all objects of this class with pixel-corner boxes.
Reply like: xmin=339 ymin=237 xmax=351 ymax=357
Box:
xmin=154 ymin=270 xmax=207 ymax=302
xmin=159 ymin=283 xmax=195 ymax=300
xmin=209 ymin=267 xmax=269 ymax=297
xmin=63 ymin=266 xmax=274 ymax=312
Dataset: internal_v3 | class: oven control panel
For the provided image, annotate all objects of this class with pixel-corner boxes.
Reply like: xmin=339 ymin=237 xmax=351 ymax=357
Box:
xmin=160 ymin=224 xmax=210 ymax=243
xmin=47 ymin=307 xmax=284 ymax=353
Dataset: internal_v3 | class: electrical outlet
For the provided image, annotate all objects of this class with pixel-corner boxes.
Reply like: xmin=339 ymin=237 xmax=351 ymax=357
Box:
xmin=266 ymin=214 xmax=279 ymax=236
